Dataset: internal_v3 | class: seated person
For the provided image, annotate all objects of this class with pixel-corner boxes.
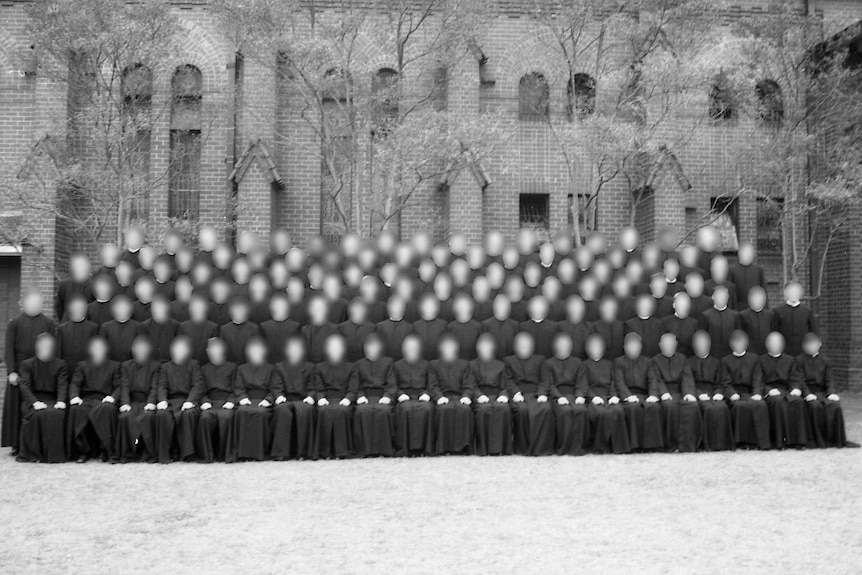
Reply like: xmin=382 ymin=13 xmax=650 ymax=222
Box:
xmin=68 ymin=336 xmax=121 ymax=463
xmin=18 ymin=333 xmax=68 ymax=463
xmin=428 ymin=333 xmax=475 ymax=455
xmin=470 ymin=333 xmax=514 ymax=456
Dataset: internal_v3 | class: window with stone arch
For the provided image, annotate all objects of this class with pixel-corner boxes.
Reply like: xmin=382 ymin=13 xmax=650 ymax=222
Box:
xmin=372 ymin=67 xmax=399 ymax=137
xmin=169 ymin=64 xmax=203 ymax=221
xmin=121 ymin=64 xmax=153 ymax=222
xmin=567 ymin=72 xmax=596 ymax=120
xmin=519 ymin=72 xmax=549 ymax=121
xmin=709 ymin=72 xmax=736 ymax=124
xmin=756 ymin=79 xmax=784 ymax=126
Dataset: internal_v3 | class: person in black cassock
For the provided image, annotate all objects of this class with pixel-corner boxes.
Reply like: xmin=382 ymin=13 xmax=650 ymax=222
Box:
xmin=540 ymin=332 xmax=587 ymax=456
xmin=721 ymin=330 xmax=770 ymax=450
xmin=687 ymin=331 xmax=733 ymax=451
xmin=578 ymin=333 xmax=630 ymax=454
xmin=353 ymin=333 xmax=396 ymax=457
xmin=412 ymin=293 xmax=448 ymax=362
xmin=141 ymin=294 xmax=179 ymax=362
xmin=428 ymin=332 xmax=475 ymax=455
xmin=755 ymin=332 xmax=808 ymax=449
xmin=447 ymin=292 xmax=483 ymax=362
xmin=99 ymin=295 xmax=141 ymax=363
xmin=557 ymin=295 xmax=591 ymax=360
xmin=17 ymin=333 xmax=68 ymax=463
xmin=613 ymin=333 xmax=663 ymax=451
xmin=115 ymin=335 xmax=159 ymax=463
xmin=228 ymin=336 xmax=278 ymax=462
xmin=482 ymin=294 xmax=519 ymax=360
xmin=338 ymin=298 xmax=375 ymax=363
xmin=648 ymin=332 xmax=701 ymax=453
xmin=796 ymin=333 xmax=848 ymax=448
xmin=698 ymin=285 xmax=741 ymax=359
xmin=739 ymin=287 xmax=773 ymax=356
xmin=179 ymin=293 xmax=220 ymax=365
xmin=312 ymin=334 xmax=357 ymax=460
xmin=153 ymin=336 xmax=202 ymax=463
xmin=772 ymin=281 xmax=817 ymax=356
xmin=730 ymin=241 xmax=767 ymax=311
xmin=57 ymin=293 xmax=98 ymax=368
xmin=391 ymin=334 xmax=434 ymax=456
xmin=625 ymin=294 xmax=665 ymax=358
xmin=260 ymin=292 xmax=301 ymax=363
xmin=470 ymin=333 xmax=513 ymax=456
xmin=132 ymin=275 xmax=155 ymax=323
xmin=519 ymin=296 xmax=558 ymax=359
xmin=197 ymin=338 xmax=237 ymax=463
xmin=505 ymin=332 xmax=553 ymax=456
xmin=219 ymin=297 xmax=261 ymax=365
xmin=271 ymin=336 xmax=316 ymax=460
xmin=662 ymin=292 xmax=699 ymax=357
xmin=4 ymin=289 xmax=56 ymax=454
xmin=376 ymin=295 xmax=414 ymax=361
xmin=86 ymin=274 xmax=115 ymax=327
xmin=56 ymin=253 xmax=93 ymax=322
xmin=67 ymin=336 xmax=120 ymax=462
xmin=590 ymin=296 xmax=625 ymax=360
xmin=302 ymin=295 xmax=338 ymax=364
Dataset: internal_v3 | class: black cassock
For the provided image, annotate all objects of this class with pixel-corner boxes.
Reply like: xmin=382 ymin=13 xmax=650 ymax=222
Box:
xmin=428 ymin=358 xmax=475 ymax=455
xmin=557 ymin=322 xmax=591 ymax=360
xmin=481 ymin=317 xmax=518 ymax=359
xmin=795 ymin=353 xmax=847 ymax=448
xmin=208 ymin=302 xmax=230 ymax=327
xmin=518 ymin=320 xmax=558 ymax=359
xmin=699 ymin=308 xmax=742 ymax=359
xmin=739 ymin=309 xmax=773 ymax=356
xmin=301 ymin=323 xmax=339 ymax=364
xmin=720 ymin=352 xmax=770 ymax=449
xmin=154 ymin=360 xmax=202 ymax=463
xmin=133 ymin=300 xmax=152 ymax=323
xmin=754 ymin=353 xmax=808 ymax=449
xmin=590 ymin=320 xmax=625 ymax=360
xmin=338 ymin=320 xmax=376 ymax=362
xmin=648 ymin=354 xmax=701 ymax=452
xmin=56 ymin=320 xmax=98 ymax=367
xmin=312 ymin=361 xmax=357 ymax=459
xmin=178 ymin=319 xmax=220 ymax=365
xmin=686 ymin=355 xmax=733 ymax=451
xmin=68 ymin=360 xmax=121 ymax=459
xmin=3 ymin=312 xmax=56 ymax=449
xmin=260 ymin=319 xmax=301 ymax=363
xmin=219 ymin=321 xmax=261 ymax=365
xmin=729 ymin=263 xmax=767 ymax=311
xmin=772 ymin=303 xmax=818 ymax=356
xmin=469 ymin=358 xmax=513 ymax=456
xmin=271 ymin=361 xmax=316 ymax=459
xmin=705 ymin=280 xmax=738 ymax=310
xmin=56 ymin=279 xmax=93 ymax=321
xmin=504 ymin=355 xmax=553 ymax=456
xmin=690 ymin=295 xmax=713 ymax=322
xmin=447 ymin=320 xmax=483 ymax=361
xmin=18 ymin=357 xmax=68 ymax=463
xmin=654 ymin=296 xmax=674 ymax=319
xmin=116 ymin=359 xmax=160 ymax=462
xmin=86 ymin=300 xmax=113 ymax=327
xmin=228 ymin=363 xmax=279 ymax=462
xmin=540 ymin=356 xmax=587 ymax=455
xmin=661 ymin=315 xmax=699 ymax=357
xmin=141 ymin=318 xmax=180 ymax=362
xmin=99 ymin=319 xmax=142 ymax=363
xmin=353 ymin=357 xmax=397 ymax=457
xmin=613 ymin=355 xmax=663 ymax=451
xmin=375 ymin=319 xmax=414 ymax=360
xmin=624 ymin=317 xmax=665 ymax=358
xmin=170 ymin=300 xmax=190 ymax=323
xmin=390 ymin=359 xmax=434 ymax=456
xmin=196 ymin=362 xmax=237 ymax=463
xmin=412 ymin=318 xmax=448 ymax=361
xmin=577 ymin=359 xmax=630 ymax=454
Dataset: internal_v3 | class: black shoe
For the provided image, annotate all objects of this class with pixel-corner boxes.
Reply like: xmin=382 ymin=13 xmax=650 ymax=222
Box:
xmin=76 ymin=455 xmax=90 ymax=464
xmin=844 ymin=440 xmax=861 ymax=448
xmin=10 ymin=448 xmax=19 ymax=457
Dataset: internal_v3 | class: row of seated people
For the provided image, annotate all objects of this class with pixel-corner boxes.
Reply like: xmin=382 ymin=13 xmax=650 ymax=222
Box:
xmin=14 ymin=319 xmax=848 ymax=464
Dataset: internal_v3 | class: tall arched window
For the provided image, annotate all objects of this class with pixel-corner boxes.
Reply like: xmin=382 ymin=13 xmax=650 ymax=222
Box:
xmin=709 ymin=73 xmax=736 ymax=123
xmin=756 ymin=79 xmax=784 ymax=126
xmin=567 ymin=72 xmax=596 ymax=120
xmin=519 ymin=72 xmax=549 ymax=121
xmin=169 ymin=64 xmax=202 ymax=220
xmin=122 ymin=64 xmax=153 ymax=222
xmin=372 ymin=68 xmax=399 ymax=136
xmin=321 ymin=68 xmax=353 ymax=242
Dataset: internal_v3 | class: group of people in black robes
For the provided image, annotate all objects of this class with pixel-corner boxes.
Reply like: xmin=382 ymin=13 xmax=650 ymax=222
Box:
xmin=2 ymin=223 xmax=852 ymax=463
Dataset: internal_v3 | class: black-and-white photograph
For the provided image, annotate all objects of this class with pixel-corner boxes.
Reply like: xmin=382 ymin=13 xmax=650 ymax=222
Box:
xmin=0 ymin=0 xmax=861 ymax=573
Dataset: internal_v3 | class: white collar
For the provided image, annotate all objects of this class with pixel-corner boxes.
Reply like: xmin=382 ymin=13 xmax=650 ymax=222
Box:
xmin=637 ymin=315 xmax=650 ymax=320
xmin=733 ymin=351 xmax=746 ymax=357
xmin=768 ymin=353 xmax=782 ymax=358
xmin=786 ymin=300 xmax=801 ymax=307
xmin=714 ymin=305 xmax=728 ymax=312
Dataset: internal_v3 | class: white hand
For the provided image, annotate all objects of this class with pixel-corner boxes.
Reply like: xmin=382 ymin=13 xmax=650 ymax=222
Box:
xmin=398 ymin=394 xmax=410 ymax=403
xmin=102 ymin=396 xmax=116 ymax=404
xmin=437 ymin=397 xmax=449 ymax=405
xmin=730 ymin=394 xmax=740 ymax=402
xmin=751 ymin=394 xmax=762 ymax=401
xmin=683 ymin=394 xmax=696 ymax=402
xmin=182 ymin=401 xmax=194 ymax=411
xmin=646 ymin=395 xmax=659 ymax=403
xmin=512 ymin=392 xmax=524 ymax=403
xmin=804 ymin=394 xmax=817 ymax=402
xmin=768 ymin=389 xmax=781 ymax=397
xmin=318 ymin=398 xmax=329 ymax=407
xmin=33 ymin=401 xmax=47 ymax=411
xmin=790 ymin=388 xmax=802 ymax=397
xmin=223 ymin=402 xmax=235 ymax=410
xmin=303 ymin=396 xmax=315 ymax=405
xmin=575 ymin=397 xmax=586 ymax=405
xmin=459 ymin=397 xmax=471 ymax=405
xmin=200 ymin=402 xmax=212 ymax=411
xmin=144 ymin=403 xmax=156 ymax=411
xmin=7 ymin=372 xmax=19 ymax=385
xmin=591 ymin=396 xmax=604 ymax=405
xmin=157 ymin=401 xmax=168 ymax=410
xmin=275 ymin=396 xmax=287 ymax=405
xmin=419 ymin=393 xmax=430 ymax=402
xmin=54 ymin=401 xmax=67 ymax=410
xmin=608 ymin=396 xmax=620 ymax=405
xmin=379 ymin=397 xmax=392 ymax=405
xmin=119 ymin=404 xmax=131 ymax=413
xmin=625 ymin=395 xmax=639 ymax=403
xmin=357 ymin=396 xmax=369 ymax=405
xmin=698 ymin=394 xmax=710 ymax=401
xmin=713 ymin=393 xmax=724 ymax=401
xmin=239 ymin=398 xmax=252 ymax=406
xmin=536 ymin=395 xmax=548 ymax=404
xmin=339 ymin=398 xmax=351 ymax=407
xmin=661 ymin=393 xmax=672 ymax=401
xmin=258 ymin=400 xmax=272 ymax=408
xmin=557 ymin=397 xmax=570 ymax=406
xmin=477 ymin=395 xmax=489 ymax=404
xmin=496 ymin=395 xmax=509 ymax=404
xmin=827 ymin=394 xmax=840 ymax=402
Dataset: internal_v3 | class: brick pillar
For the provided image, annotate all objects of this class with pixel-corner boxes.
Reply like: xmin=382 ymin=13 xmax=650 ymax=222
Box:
xmin=446 ymin=53 xmax=483 ymax=244
xmin=236 ymin=54 xmax=277 ymax=239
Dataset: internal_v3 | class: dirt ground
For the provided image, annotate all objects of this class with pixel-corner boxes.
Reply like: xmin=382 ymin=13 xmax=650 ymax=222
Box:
xmin=0 ymin=395 xmax=860 ymax=574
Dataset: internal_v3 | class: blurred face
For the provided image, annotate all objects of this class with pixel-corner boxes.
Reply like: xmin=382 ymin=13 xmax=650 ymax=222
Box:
xmin=453 ymin=297 xmax=474 ymax=323
xmin=697 ymin=226 xmax=719 ymax=252
xmin=680 ymin=246 xmax=699 ymax=268
xmin=658 ymin=227 xmax=679 ymax=252
xmin=612 ymin=276 xmax=632 ymax=298
xmin=308 ymin=298 xmax=329 ymax=325
xmin=269 ymin=261 xmax=289 ymax=288
xmin=748 ymin=288 xmax=766 ymax=312
xmin=439 ymin=338 xmax=459 ymax=362
xmin=418 ymin=260 xmax=437 ymax=283
xmin=516 ymin=228 xmax=537 ymax=255
xmin=395 ymin=244 xmax=415 ymax=268
xmin=712 ymin=288 xmax=730 ymax=309
xmin=579 ymin=276 xmax=598 ymax=300
xmin=191 ymin=262 xmax=213 ymax=287
xmin=199 ymin=226 xmax=218 ymax=251
xmin=249 ymin=275 xmax=270 ymax=301
xmin=574 ymin=246 xmax=593 ymax=271
xmin=484 ymin=231 xmax=505 ymax=257
xmin=711 ymin=257 xmax=729 ymax=282
xmin=467 ymin=245 xmax=485 ymax=270
xmin=229 ymin=302 xmax=250 ymax=323
xmin=585 ymin=337 xmax=605 ymax=361
xmin=411 ymin=232 xmax=432 ymax=257
xmin=431 ymin=245 xmax=450 ymax=268
xmin=692 ymin=332 xmax=711 ymax=357
xmin=402 ymin=337 xmax=422 ymax=363
xmin=68 ymin=298 xmax=88 ymax=322
xmin=22 ymin=292 xmax=44 ymax=316
xmin=35 ymin=336 xmax=56 ymax=362
xmin=100 ymin=243 xmax=121 ymax=267
xmin=189 ymin=298 xmax=208 ymax=321
xmin=207 ymin=341 xmax=227 ymax=365
xmin=175 ymin=277 xmax=193 ymax=302
xmin=286 ymin=248 xmax=307 ymax=272
xmin=625 ymin=260 xmax=644 ymax=285
xmin=514 ymin=334 xmax=535 ymax=359
xmin=387 ymin=296 xmax=406 ymax=321
xmin=785 ymin=283 xmax=803 ymax=303
xmin=673 ymin=294 xmax=691 ymax=318
xmin=93 ymin=278 xmax=113 ymax=301
xmin=270 ymin=229 xmax=291 ymax=255
xmin=539 ymin=243 xmax=555 ymax=265
xmin=472 ymin=277 xmax=491 ymax=303
xmin=341 ymin=233 xmax=361 ymax=258
xmin=138 ymin=246 xmax=157 ymax=270
xmin=348 ymin=301 xmax=369 ymax=324
xmin=135 ymin=280 xmax=155 ymax=302
xmin=502 ymin=246 xmax=520 ymax=269
xmin=213 ymin=244 xmax=234 ymax=270
xmin=151 ymin=299 xmax=170 ymax=322
xmin=492 ymin=295 xmax=511 ymax=320
xmin=606 ymin=247 xmax=626 ymax=270
xmin=375 ymin=231 xmax=396 ymax=256
xmin=325 ymin=336 xmax=347 ymax=363
xmin=553 ymin=335 xmax=573 ymax=359
xmin=566 ymin=297 xmax=586 ymax=323
xmin=88 ymin=339 xmax=109 ymax=364
xmin=419 ymin=297 xmax=440 ymax=321
xmin=70 ymin=255 xmax=91 ymax=281
xmin=322 ymin=275 xmax=342 ymax=300
xmin=642 ymin=244 xmax=662 ymax=271
xmin=803 ymin=337 xmax=822 ymax=356
xmin=364 ymin=337 xmax=384 ymax=361
xmin=659 ymin=334 xmax=678 ymax=357
xmin=486 ymin=263 xmax=505 ymax=289
xmin=450 ymin=260 xmax=471 ymax=288
xmin=504 ymin=277 xmax=525 ymax=302
xmin=635 ymin=295 xmax=655 ymax=319
xmin=211 ymin=280 xmax=231 ymax=303
xmin=112 ymin=300 xmax=133 ymax=322
xmin=730 ymin=333 xmax=749 ymax=355
xmin=557 ymin=259 xmax=576 ymax=284
xmin=524 ymin=263 xmax=542 ymax=287
xmin=131 ymin=338 xmax=153 ymax=363
xmin=663 ymin=259 xmax=680 ymax=280
xmin=448 ymin=233 xmax=467 ymax=256
xmin=624 ymin=336 xmax=642 ymax=359
xmin=164 ymin=232 xmax=183 ymax=255
xmin=476 ymin=336 xmax=496 ymax=362
xmin=765 ymin=332 xmax=785 ymax=356
xmin=620 ymin=227 xmax=639 ymax=251
xmin=598 ymin=298 xmax=618 ymax=322
xmin=270 ymin=297 xmax=289 ymax=321
xmin=527 ymin=297 xmax=549 ymax=321
xmin=650 ymin=276 xmax=667 ymax=298
xmin=237 ymin=231 xmax=259 ymax=255
xmin=232 ymin=259 xmax=252 ymax=284
xmin=285 ymin=339 xmax=306 ymax=364
xmin=154 ymin=260 xmax=172 ymax=282
xmin=586 ymin=232 xmax=607 ymax=256
xmin=552 ymin=233 xmax=573 ymax=256
xmin=542 ymin=277 xmax=562 ymax=302
xmin=738 ymin=242 xmax=755 ymax=266
xmin=286 ymin=278 xmax=305 ymax=304
xmin=246 ymin=341 xmax=267 ymax=365
xmin=686 ymin=274 xmax=704 ymax=298
xmin=124 ymin=227 xmax=145 ymax=251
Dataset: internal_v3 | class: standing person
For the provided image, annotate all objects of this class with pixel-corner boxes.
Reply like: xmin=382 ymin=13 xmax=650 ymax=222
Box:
xmin=312 ymin=334 xmax=357 ymax=460
xmin=447 ymin=293 xmax=483 ymax=361
xmin=772 ymin=282 xmax=817 ymax=356
xmin=730 ymin=241 xmax=767 ymax=311
xmin=558 ymin=295 xmax=591 ymax=360
xmin=302 ymin=295 xmax=338 ymax=364
xmin=795 ymin=333 xmax=848 ymax=448
xmin=140 ymin=293 xmax=179 ymax=362
xmin=170 ymin=276 xmax=193 ymax=323
xmin=662 ymin=293 xmax=699 ymax=357
xmin=720 ymin=330 xmax=770 ymax=450
xmin=699 ymin=285 xmax=741 ymax=359
xmin=590 ymin=296 xmax=625 ymax=360
xmin=338 ymin=299 xmax=376 ymax=363
xmin=470 ymin=334 xmax=513 ymax=456
xmin=428 ymin=333 xmax=475 ymax=455
xmin=391 ymin=334 xmax=434 ymax=456
xmin=228 ymin=336 xmax=278 ymax=462
xmin=684 ymin=272 xmax=712 ymax=322
xmin=481 ymin=294 xmax=519 ymax=360
xmin=99 ymin=294 xmax=141 ymax=363
xmin=197 ymin=338 xmax=237 ymax=463
xmin=17 ymin=333 xmax=68 ymax=463
xmin=3 ymin=289 xmax=56 ymax=455
xmin=648 ymin=333 xmax=701 ymax=452
xmin=56 ymin=293 xmax=98 ymax=369
xmin=624 ymin=294 xmax=665 ymax=358
xmin=115 ymin=335 xmax=159 ymax=463
xmin=614 ymin=333 xmax=663 ymax=452
xmin=86 ymin=274 xmax=116 ymax=327
xmin=519 ymin=296 xmax=558 ymax=359
xmin=739 ymin=287 xmax=773 ymax=356
xmin=271 ymin=337 xmax=316 ymax=460
xmin=687 ymin=331 xmax=733 ymax=451
xmin=540 ymin=332 xmax=587 ymax=456
xmin=411 ymin=294 xmax=448 ymax=362
xmin=260 ymin=292 xmax=301 ymax=363
xmin=179 ymin=293 xmax=220 ymax=365
xmin=219 ymin=297 xmax=261 ymax=365
xmin=153 ymin=336 xmax=202 ymax=463
xmin=504 ymin=332 xmax=553 ymax=456
xmin=67 ymin=336 xmax=121 ymax=462
xmin=578 ymin=334 xmax=630 ymax=455
xmin=132 ymin=275 xmax=156 ymax=322
xmin=56 ymin=253 xmax=93 ymax=322
xmin=755 ymin=332 xmax=808 ymax=449
xmin=352 ymin=333 xmax=396 ymax=457
xmin=705 ymin=256 xmax=738 ymax=310
xmin=375 ymin=295 xmax=413 ymax=361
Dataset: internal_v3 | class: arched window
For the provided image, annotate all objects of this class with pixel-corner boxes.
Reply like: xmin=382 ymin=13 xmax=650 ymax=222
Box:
xmin=372 ymin=68 xmax=399 ymax=136
xmin=519 ymin=72 xmax=549 ymax=121
xmin=619 ymin=65 xmax=645 ymax=125
xmin=709 ymin=73 xmax=736 ymax=123
xmin=122 ymin=64 xmax=153 ymax=222
xmin=321 ymin=68 xmax=354 ymax=242
xmin=567 ymin=72 xmax=596 ymax=120
xmin=756 ymin=79 xmax=784 ymax=126
xmin=169 ymin=65 xmax=202 ymax=221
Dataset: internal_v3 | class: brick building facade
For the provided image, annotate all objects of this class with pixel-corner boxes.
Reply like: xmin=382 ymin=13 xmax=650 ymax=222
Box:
xmin=1 ymin=0 xmax=861 ymax=386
